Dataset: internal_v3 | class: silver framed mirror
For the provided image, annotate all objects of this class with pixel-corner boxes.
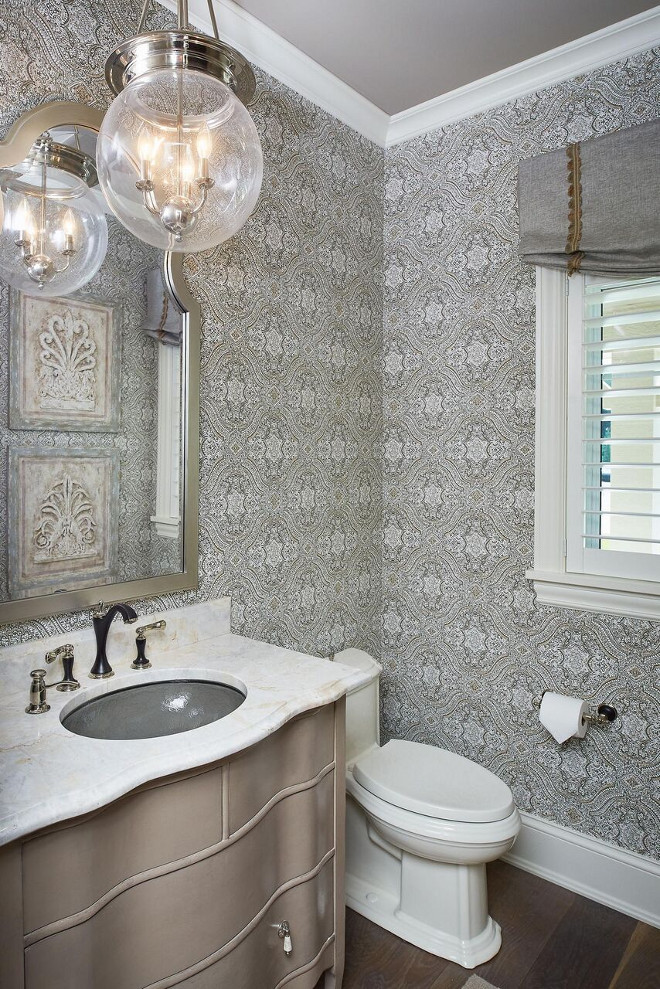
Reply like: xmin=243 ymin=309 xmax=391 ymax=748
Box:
xmin=0 ymin=101 xmax=199 ymax=624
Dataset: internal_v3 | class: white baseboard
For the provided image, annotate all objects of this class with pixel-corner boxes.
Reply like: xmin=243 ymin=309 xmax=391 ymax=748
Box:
xmin=503 ymin=812 xmax=660 ymax=928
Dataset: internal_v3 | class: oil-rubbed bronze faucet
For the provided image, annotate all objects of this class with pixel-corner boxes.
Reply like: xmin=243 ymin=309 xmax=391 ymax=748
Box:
xmin=90 ymin=602 xmax=138 ymax=679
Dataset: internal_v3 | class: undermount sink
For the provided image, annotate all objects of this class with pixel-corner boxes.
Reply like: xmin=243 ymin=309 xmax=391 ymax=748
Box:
xmin=61 ymin=678 xmax=246 ymax=740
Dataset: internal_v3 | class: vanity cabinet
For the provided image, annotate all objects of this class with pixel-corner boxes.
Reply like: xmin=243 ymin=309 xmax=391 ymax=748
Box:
xmin=0 ymin=700 xmax=345 ymax=989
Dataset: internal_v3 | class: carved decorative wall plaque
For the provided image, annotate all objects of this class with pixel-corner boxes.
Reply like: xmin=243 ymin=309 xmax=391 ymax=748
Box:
xmin=8 ymin=447 xmax=119 ymax=597
xmin=9 ymin=290 xmax=119 ymax=431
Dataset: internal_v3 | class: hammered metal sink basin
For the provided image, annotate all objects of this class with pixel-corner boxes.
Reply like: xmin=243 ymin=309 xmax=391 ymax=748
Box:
xmin=61 ymin=679 xmax=246 ymax=740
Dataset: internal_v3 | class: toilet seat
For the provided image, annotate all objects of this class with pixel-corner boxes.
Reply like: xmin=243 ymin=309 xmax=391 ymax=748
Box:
xmin=353 ymin=740 xmax=514 ymax=824
xmin=346 ymin=769 xmax=521 ymax=865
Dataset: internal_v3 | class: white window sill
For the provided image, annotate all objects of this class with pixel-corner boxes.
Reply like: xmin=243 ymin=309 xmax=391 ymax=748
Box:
xmin=527 ymin=569 xmax=660 ymax=621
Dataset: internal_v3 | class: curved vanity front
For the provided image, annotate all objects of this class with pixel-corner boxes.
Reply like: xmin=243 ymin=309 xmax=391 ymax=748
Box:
xmin=0 ymin=599 xmax=368 ymax=989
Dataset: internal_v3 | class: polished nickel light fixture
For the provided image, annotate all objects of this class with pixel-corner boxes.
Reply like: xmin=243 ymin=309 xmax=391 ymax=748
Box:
xmin=97 ymin=0 xmax=263 ymax=253
xmin=0 ymin=133 xmax=108 ymax=296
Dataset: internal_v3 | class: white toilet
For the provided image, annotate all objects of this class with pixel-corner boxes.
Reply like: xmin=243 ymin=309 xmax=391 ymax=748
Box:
xmin=337 ymin=647 xmax=521 ymax=969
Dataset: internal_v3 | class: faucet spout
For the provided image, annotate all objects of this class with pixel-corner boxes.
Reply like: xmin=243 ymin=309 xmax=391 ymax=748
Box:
xmin=90 ymin=603 xmax=139 ymax=679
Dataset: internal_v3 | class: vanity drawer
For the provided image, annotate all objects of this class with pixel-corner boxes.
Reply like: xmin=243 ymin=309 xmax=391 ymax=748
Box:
xmin=169 ymin=859 xmax=335 ymax=989
xmin=22 ymin=765 xmax=223 ymax=934
xmin=227 ymin=703 xmax=335 ymax=833
xmin=24 ymin=772 xmax=335 ymax=989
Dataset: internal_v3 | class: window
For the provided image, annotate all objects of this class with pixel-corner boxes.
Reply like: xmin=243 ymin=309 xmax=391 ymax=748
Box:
xmin=150 ymin=342 xmax=181 ymax=539
xmin=527 ymin=267 xmax=660 ymax=620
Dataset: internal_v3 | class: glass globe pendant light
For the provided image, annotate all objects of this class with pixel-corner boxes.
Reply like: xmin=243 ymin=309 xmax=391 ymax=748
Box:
xmin=97 ymin=0 xmax=263 ymax=253
xmin=0 ymin=134 xmax=108 ymax=296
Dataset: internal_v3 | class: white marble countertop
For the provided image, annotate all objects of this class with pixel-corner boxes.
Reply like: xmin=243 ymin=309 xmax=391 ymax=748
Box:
xmin=0 ymin=598 xmax=369 ymax=847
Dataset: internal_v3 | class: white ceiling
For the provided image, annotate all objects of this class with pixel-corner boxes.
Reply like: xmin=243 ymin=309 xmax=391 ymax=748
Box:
xmin=231 ymin=0 xmax=659 ymax=114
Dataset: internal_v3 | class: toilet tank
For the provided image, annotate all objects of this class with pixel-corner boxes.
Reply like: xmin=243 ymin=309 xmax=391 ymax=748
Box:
xmin=333 ymin=648 xmax=381 ymax=763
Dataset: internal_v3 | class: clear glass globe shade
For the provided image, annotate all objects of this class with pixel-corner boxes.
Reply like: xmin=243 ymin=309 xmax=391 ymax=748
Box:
xmin=97 ymin=67 xmax=263 ymax=253
xmin=0 ymin=178 xmax=108 ymax=298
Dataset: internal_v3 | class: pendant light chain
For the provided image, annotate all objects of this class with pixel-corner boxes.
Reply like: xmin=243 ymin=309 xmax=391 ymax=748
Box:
xmin=135 ymin=0 xmax=219 ymax=39
xmin=206 ymin=0 xmax=220 ymax=40
xmin=136 ymin=0 xmax=151 ymax=33
xmin=178 ymin=0 xmax=189 ymax=31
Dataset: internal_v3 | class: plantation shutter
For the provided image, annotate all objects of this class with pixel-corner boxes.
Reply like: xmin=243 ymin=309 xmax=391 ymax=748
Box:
xmin=566 ymin=274 xmax=660 ymax=580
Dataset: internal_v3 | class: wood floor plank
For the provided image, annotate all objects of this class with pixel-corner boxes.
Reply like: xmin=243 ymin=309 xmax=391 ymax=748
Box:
xmin=519 ymin=895 xmax=637 ymax=989
xmin=607 ymin=921 xmax=660 ymax=989
xmin=427 ymin=861 xmax=576 ymax=989
xmin=343 ymin=909 xmax=450 ymax=989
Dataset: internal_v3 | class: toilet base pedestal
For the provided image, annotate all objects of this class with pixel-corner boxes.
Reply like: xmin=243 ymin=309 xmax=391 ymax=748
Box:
xmin=345 ymin=796 xmax=504 ymax=969
xmin=345 ymin=869 xmax=501 ymax=970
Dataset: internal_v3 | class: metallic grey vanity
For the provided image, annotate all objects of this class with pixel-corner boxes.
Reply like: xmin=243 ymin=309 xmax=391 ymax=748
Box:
xmin=0 ymin=599 xmax=367 ymax=989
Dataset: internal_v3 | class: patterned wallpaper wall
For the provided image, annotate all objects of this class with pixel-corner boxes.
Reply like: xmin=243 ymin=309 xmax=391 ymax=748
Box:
xmin=0 ymin=0 xmax=384 ymax=659
xmin=382 ymin=48 xmax=660 ymax=858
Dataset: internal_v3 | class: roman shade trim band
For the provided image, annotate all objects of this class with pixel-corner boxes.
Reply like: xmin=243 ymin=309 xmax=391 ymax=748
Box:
xmin=566 ymin=142 xmax=585 ymax=275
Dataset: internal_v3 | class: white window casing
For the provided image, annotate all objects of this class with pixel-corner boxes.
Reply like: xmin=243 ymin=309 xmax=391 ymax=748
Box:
xmin=150 ymin=342 xmax=181 ymax=540
xmin=527 ymin=266 xmax=660 ymax=620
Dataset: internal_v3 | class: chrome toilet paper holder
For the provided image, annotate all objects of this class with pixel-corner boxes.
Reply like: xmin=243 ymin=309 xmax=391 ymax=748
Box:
xmin=532 ymin=692 xmax=618 ymax=726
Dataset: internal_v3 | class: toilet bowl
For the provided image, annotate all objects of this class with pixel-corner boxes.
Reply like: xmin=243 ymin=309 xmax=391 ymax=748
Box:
xmin=336 ymin=647 xmax=521 ymax=970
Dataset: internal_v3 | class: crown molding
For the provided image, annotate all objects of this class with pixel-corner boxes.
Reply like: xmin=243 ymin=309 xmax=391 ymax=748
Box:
xmin=160 ymin=0 xmax=390 ymax=145
xmin=386 ymin=6 xmax=660 ymax=146
xmin=162 ymin=2 xmax=660 ymax=149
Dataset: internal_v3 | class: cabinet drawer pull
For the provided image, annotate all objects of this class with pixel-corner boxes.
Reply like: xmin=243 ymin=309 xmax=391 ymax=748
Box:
xmin=278 ymin=919 xmax=293 ymax=956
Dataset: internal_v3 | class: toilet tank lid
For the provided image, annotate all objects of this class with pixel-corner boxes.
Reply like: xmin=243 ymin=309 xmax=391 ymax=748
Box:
xmin=352 ymin=740 xmax=515 ymax=823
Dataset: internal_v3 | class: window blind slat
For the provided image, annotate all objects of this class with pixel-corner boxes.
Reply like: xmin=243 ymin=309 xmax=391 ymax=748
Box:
xmin=582 ymin=482 xmax=660 ymax=494
xmin=584 ymin=362 xmax=660 ymax=376
xmin=583 ymin=335 xmax=660 ymax=353
xmin=583 ymin=387 xmax=660 ymax=398
xmin=583 ymin=412 xmax=659 ymax=421
xmin=583 ymin=510 xmax=660 ymax=519
xmin=582 ymin=534 xmax=660 ymax=546
xmin=583 ymin=437 xmax=660 ymax=446
xmin=583 ymin=461 xmax=660 ymax=469
xmin=583 ymin=309 xmax=660 ymax=328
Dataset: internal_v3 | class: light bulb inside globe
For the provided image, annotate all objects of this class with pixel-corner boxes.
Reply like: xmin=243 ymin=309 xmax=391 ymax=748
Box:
xmin=97 ymin=66 xmax=263 ymax=253
xmin=0 ymin=139 xmax=108 ymax=297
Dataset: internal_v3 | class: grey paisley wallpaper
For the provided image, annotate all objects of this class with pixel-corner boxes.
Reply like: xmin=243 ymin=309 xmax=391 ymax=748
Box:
xmin=0 ymin=0 xmax=384 ymax=659
xmin=0 ymin=0 xmax=658 ymax=861
xmin=381 ymin=50 xmax=660 ymax=858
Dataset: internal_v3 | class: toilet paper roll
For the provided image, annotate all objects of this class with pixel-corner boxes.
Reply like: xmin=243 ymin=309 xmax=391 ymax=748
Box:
xmin=539 ymin=691 xmax=589 ymax=744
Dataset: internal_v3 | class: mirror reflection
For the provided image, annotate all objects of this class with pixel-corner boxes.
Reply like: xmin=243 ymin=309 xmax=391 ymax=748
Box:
xmin=0 ymin=124 xmax=184 ymax=604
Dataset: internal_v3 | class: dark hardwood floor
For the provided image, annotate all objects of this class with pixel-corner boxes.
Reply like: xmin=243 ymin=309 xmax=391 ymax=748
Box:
xmin=334 ymin=861 xmax=660 ymax=989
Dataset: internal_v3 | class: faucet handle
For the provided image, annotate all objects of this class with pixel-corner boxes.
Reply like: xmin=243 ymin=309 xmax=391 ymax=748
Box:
xmin=92 ymin=601 xmax=106 ymax=619
xmin=45 ymin=643 xmax=74 ymax=664
xmin=45 ymin=644 xmax=80 ymax=692
xmin=135 ymin=620 xmax=167 ymax=640
xmin=132 ymin=621 xmax=167 ymax=670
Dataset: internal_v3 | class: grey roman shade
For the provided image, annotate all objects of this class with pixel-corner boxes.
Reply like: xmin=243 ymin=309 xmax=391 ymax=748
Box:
xmin=142 ymin=267 xmax=182 ymax=346
xmin=518 ymin=119 xmax=660 ymax=277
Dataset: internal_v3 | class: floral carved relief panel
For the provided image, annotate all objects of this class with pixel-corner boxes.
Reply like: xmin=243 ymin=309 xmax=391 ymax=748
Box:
xmin=10 ymin=291 xmax=119 ymax=431
xmin=8 ymin=447 xmax=119 ymax=597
